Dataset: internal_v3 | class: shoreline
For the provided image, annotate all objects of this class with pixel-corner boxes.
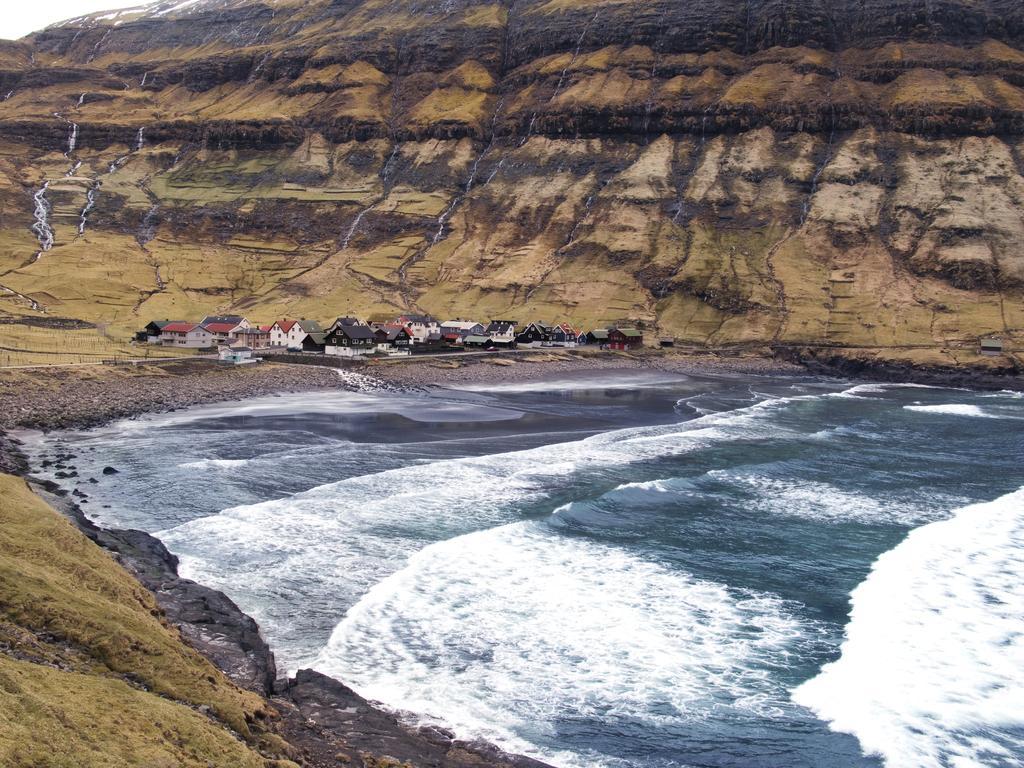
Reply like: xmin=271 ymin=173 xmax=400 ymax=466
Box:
xmin=0 ymin=351 xmax=815 ymax=768
xmin=1 ymin=348 xmax=1020 ymax=477
xmin=2 ymin=347 xmax=1019 ymax=437
xmin=1 ymin=349 xmax=1020 ymax=766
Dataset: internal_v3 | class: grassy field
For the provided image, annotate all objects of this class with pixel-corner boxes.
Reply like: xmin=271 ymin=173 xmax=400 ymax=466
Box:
xmin=0 ymin=324 xmax=198 ymax=367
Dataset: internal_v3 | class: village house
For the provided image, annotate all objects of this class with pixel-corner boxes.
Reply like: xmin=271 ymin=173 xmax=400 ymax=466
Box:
xmin=230 ymin=326 xmax=272 ymax=349
xmin=334 ymin=316 xmax=367 ymax=327
xmin=325 ymin=323 xmax=376 ymax=356
xmin=160 ymin=322 xmax=214 ymax=348
xmin=398 ymin=314 xmax=440 ymax=343
xmin=137 ymin=319 xmax=175 ymax=343
xmin=202 ymin=320 xmax=246 ymax=343
xmin=301 ymin=332 xmax=327 ymax=353
xmin=516 ymin=322 xmax=554 ymax=347
xmin=269 ymin=319 xmax=322 ymax=349
xmin=549 ymin=323 xmax=579 ymax=347
xmin=980 ymin=337 xmax=1004 ymax=356
xmin=463 ymin=334 xmax=494 ymax=348
xmin=440 ymin=320 xmax=485 ymax=344
xmin=607 ymin=328 xmax=643 ymax=350
xmin=485 ymin=320 xmax=517 ymax=348
xmin=373 ymin=325 xmax=412 ymax=354
xmin=586 ymin=328 xmax=610 ymax=346
xmin=202 ymin=315 xmax=250 ymax=330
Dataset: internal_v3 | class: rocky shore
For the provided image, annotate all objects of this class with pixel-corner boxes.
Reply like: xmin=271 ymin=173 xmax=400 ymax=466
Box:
xmin=0 ymin=359 xmax=347 ymax=432
xmin=16 ymin=464 xmax=552 ymax=768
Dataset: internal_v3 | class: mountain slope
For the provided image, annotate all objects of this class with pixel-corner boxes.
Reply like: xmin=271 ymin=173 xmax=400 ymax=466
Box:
xmin=0 ymin=473 xmax=287 ymax=767
xmin=0 ymin=0 xmax=1022 ymax=366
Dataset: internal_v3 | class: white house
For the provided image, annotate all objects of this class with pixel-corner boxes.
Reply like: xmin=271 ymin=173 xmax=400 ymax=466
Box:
xmin=160 ymin=322 xmax=214 ymax=348
xmin=268 ymin=319 xmax=323 ymax=348
xmin=440 ymin=320 xmax=485 ymax=341
xmin=398 ymin=314 xmax=440 ymax=343
xmin=485 ymin=320 xmax=517 ymax=347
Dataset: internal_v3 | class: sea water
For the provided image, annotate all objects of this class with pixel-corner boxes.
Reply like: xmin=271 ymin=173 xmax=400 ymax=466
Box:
xmin=25 ymin=372 xmax=1024 ymax=768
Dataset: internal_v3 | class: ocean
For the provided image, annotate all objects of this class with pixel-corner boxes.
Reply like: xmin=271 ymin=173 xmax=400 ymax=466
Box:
xmin=23 ymin=371 xmax=1024 ymax=768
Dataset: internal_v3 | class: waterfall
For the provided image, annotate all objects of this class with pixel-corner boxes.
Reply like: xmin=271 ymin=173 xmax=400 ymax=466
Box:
xmin=431 ymin=197 xmax=461 ymax=245
xmin=517 ymin=11 xmax=599 ymax=149
xmin=66 ymin=122 xmax=78 ymax=156
xmin=108 ymin=155 xmax=130 ymax=174
xmin=31 ymin=182 xmax=54 ymax=255
xmin=140 ymin=71 xmax=148 ymax=87
xmin=380 ymin=144 xmax=401 ymax=187
xmin=78 ymin=183 xmax=99 ymax=236
xmin=134 ymin=127 xmax=145 ymax=151
xmin=137 ymin=203 xmax=160 ymax=247
xmin=671 ymin=109 xmax=714 ymax=224
xmin=66 ymin=160 xmax=82 ymax=178
xmin=76 ymin=92 xmax=86 ymax=107
xmin=428 ymin=96 xmax=506 ymax=247
xmin=341 ymin=207 xmax=371 ymax=250
xmin=565 ymin=194 xmax=595 ymax=246
xmin=3 ymin=90 xmax=14 ymax=101
xmin=485 ymin=156 xmax=506 ymax=185
xmin=800 ymin=106 xmax=836 ymax=227
xmin=553 ymin=10 xmax=600 ymax=97
xmin=0 ymin=282 xmax=42 ymax=312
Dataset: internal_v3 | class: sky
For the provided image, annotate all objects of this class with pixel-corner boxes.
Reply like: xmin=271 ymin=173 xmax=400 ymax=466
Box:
xmin=2 ymin=1 xmax=146 ymax=40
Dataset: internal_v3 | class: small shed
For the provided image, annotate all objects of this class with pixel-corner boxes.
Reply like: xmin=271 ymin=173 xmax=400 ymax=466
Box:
xmin=980 ymin=338 xmax=1004 ymax=356
xmin=659 ymin=337 xmax=675 ymax=349
xmin=301 ymin=332 xmax=327 ymax=353
xmin=218 ymin=346 xmax=259 ymax=365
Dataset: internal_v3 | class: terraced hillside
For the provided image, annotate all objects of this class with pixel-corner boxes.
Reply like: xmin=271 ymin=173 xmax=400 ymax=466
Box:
xmin=1 ymin=0 xmax=1023 ymax=366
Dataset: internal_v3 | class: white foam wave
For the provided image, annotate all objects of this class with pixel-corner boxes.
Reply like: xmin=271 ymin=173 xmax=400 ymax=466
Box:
xmin=793 ymin=487 xmax=1024 ymax=768
xmin=178 ymin=458 xmax=251 ymax=469
xmin=103 ymin=389 xmax=521 ymax=431
xmin=453 ymin=372 xmax=687 ymax=393
xmin=157 ymin=391 xmax=821 ymax=664
xmin=904 ymin=403 xmax=1000 ymax=418
xmin=315 ymin=522 xmax=812 ymax=767
xmin=716 ymin=473 xmax=944 ymax=525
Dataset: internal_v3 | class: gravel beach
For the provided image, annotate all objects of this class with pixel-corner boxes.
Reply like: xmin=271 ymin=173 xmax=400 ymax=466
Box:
xmin=0 ymin=351 xmax=801 ymax=433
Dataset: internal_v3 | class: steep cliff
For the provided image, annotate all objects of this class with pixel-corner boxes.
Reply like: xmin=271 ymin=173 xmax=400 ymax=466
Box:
xmin=1 ymin=0 xmax=1023 ymax=366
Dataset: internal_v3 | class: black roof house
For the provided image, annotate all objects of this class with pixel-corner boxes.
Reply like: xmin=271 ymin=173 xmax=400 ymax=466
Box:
xmin=201 ymin=315 xmax=245 ymax=326
xmin=326 ymin=324 xmax=375 ymax=346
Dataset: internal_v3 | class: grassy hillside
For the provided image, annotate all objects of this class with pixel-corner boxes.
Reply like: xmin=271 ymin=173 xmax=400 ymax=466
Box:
xmin=0 ymin=0 xmax=1022 ymax=369
xmin=0 ymin=473 xmax=294 ymax=768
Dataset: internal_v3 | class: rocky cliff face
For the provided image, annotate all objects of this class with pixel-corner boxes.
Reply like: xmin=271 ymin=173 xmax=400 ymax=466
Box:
xmin=0 ymin=0 xmax=1022 ymax=365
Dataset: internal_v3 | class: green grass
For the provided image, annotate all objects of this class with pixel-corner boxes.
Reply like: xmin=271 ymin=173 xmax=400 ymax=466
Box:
xmin=0 ymin=474 xmax=294 ymax=767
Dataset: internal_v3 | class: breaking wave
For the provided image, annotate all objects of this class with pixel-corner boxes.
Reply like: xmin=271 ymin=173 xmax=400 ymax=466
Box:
xmin=793 ymin=487 xmax=1024 ymax=768
xmin=315 ymin=522 xmax=816 ymax=767
xmin=159 ymin=391 xmax=824 ymax=664
xmin=904 ymin=403 xmax=1000 ymax=418
xmin=178 ymin=458 xmax=251 ymax=469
